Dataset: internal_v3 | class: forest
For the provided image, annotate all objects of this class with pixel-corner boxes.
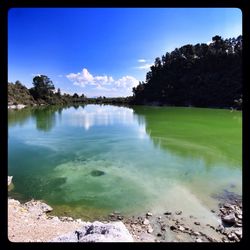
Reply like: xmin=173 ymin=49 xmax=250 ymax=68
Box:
xmin=132 ymin=35 xmax=242 ymax=109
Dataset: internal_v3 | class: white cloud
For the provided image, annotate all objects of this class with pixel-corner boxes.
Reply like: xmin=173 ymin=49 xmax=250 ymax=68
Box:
xmin=66 ymin=68 xmax=139 ymax=97
xmin=66 ymin=68 xmax=94 ymax=87
xmin=135 ymin=63 xmax=153 ymax=70
xmin=94 ymin=75 xmax=114 ymax=85
xmin=115 ymin=76 xmax=138 ymax=89
xmin=138 ymin=59 xmax=147 ymax=63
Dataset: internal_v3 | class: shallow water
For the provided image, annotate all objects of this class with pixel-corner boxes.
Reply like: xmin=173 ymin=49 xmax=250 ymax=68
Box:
xmin=8 ymin=105 xmax=242 ymax=220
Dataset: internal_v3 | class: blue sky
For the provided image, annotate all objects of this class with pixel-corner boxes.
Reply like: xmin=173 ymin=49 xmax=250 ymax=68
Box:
xmin=8 ymin=8 xmax=242 ymax=97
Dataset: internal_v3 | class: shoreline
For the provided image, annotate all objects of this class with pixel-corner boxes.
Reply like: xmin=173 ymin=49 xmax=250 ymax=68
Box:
xmin=8 ymin=197 xmax=242 ymax=242
xmin=7 ymin=102 xmax=242 ymax=111
xmin=8 ymin=177 xmax=242 ymax=242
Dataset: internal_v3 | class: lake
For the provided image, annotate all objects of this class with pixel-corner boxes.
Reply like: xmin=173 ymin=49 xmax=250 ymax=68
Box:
xmin=8 ymin=104 xmax=242 ymax=221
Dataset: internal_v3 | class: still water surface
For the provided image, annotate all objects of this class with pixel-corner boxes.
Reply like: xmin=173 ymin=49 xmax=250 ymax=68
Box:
xmin=8 ymin=105 xmax=242 ymax=220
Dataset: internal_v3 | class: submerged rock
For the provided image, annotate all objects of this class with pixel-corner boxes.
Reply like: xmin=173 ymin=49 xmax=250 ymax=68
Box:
xmin=175 ymin=211 xmax=182 ymax=215
xmin=211 ymin=190 xmax=242 ymax=204
xmin=90 ymin=170 xmax=105 ymax=177
xmin=164 ymin=211 xmax=172 ymax=215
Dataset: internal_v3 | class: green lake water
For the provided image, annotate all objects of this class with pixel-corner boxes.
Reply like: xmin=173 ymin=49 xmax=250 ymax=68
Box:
xmin=8 ymin=105 xmax=242 ymax=220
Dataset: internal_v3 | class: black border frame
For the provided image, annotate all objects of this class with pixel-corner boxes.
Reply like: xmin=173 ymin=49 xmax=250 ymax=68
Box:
xmin=1 ymin=0 xmax=249 ymax=249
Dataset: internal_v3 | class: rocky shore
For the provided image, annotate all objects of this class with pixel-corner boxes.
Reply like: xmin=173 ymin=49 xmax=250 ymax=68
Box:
xmin=8 ymin=177 xmax=242 ymax=242
xmin=123 ymin=200 xmax=242 ymax=242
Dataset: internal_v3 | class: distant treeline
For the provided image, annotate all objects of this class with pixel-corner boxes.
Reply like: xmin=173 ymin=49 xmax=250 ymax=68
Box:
xmin=8 ymin=76 xmax=131 ymax=107
xmin=8 ymin=35 xmax=242 ymax=109
xmin=8 ymin=77 xmax=81 ymax=106
xmin=131 ymin=35 xmax=242 ymax=109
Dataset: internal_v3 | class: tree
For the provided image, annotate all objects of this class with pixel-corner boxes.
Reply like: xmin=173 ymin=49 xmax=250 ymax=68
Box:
xmin=15 ymin=80 xmax=23 ymax=87
xmin=57 ymin=88 xmax=61 ymax=97
xmin=30 ymin=75 xmax=55 ymax=100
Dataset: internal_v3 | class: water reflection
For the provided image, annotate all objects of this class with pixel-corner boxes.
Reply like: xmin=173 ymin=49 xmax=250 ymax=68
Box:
xmin=9 ymin=105 xmax=61 ymax=132
xmin=132 ymin=106 xmax=242 ymax=168
xmin=8 ymin=108 xmax=34 ymax=127
xmin=8 ymin=104 xmax=137 ymax=132
xmin=65 ymin=105 xmax=135 ymax=130
xmin=32 ymin=107 xmax=57 ymax=132
xmin=8 ymin=105 xmax=241 ymax=168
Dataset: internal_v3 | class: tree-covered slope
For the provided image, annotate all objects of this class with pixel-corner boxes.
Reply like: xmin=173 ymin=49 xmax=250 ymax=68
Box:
xmin=132 ymin=35 xmax=242 ymax=109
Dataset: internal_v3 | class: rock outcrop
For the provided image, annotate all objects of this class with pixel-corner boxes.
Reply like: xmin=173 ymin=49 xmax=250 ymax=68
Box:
xmin=51 ymin=221 xmax=134 ymax=242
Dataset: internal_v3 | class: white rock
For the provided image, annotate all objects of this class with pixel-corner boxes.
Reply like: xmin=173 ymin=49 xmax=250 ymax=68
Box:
xmin=40 ymin=203 xmax=53 ymax=212
xmin=143 ymin=218 xmax=150 ymax=225
xmin=147 ymin=225 xmax=154 ymax=234
xmin=195 ymin=238 xmax=202 ymax=242
xmin=224 ymin=203 xmax=234 ymax=209
xmin=178 ymin=225 xmax=185 ymax=232
xmin=234 ymin=229 xmax=242 ymax=238
xmin=8 ymin=199 xmax=20 ymax=206
xmin=52 ymin=221 xmax=134 ymax=242
xmin=193 ymin=232 xmax=200 ymax=236
xmin=236 ymin=214 xmax=242 ymax=220
xmin=227 ymin=233 xmax=237 ymax=241
xmin=51 ymin=217 xmax=60 ymax=223
xmin=8 ymin=176 xmax=13 ymax=186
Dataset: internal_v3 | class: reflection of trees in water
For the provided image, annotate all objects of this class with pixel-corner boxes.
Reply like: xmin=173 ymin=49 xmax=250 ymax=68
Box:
xmin=73 ymin=104 xmax=79 ymax=110
xmin=132 ymin=106 xmax=242 ymax=168
xmin=8 ymin=108 xmax=34 ymax=127
xmin=9 ymin=105 xmax=87 ymax=132
xmin=32 ymin=106 xmax=57 ymax=132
